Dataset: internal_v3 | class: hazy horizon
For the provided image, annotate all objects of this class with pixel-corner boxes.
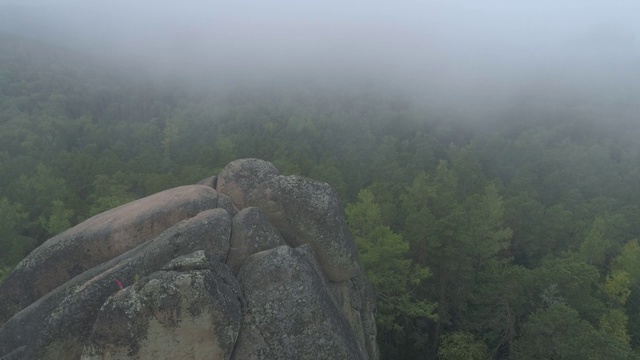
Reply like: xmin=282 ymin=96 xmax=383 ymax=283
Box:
xmin=1 ymin=0 xmax=639 ymax=123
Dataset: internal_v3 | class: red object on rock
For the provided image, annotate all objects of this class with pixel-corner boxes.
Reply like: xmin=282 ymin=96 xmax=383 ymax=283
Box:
xmin=114 ymin=278 xmax=123 ymax=290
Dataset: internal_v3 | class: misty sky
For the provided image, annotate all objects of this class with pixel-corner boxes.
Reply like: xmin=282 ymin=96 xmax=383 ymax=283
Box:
xmin=1 ymin=0 xmax=639 ymax=121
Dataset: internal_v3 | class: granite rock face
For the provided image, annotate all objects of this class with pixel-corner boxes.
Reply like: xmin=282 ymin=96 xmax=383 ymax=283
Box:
xmin=232 ymin=245 xmax=364 ymax=360
xmin=0 ymin=185 xmax=219 ymax=325
xmin=246 ymin=175 xmax=360 ymax=282
xmin=0 ymin=209 xmax=231 ymax=359
xmin=0 ymin=159 xmax=378 ymax=360
xmin=82 ymin=251 xmax=242 ymax=360
xmin=226 ymin=207 xmax=286 ymax=276
xmin=216 ymin=158 xmax=279 ymax=209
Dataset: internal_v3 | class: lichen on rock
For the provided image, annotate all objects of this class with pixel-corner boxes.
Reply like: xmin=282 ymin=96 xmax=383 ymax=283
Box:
xmin=0 ymin=159 xmax=379 ymax=360
xmin=246 ymin=175 xmax=360 ymax=282
xmin=82 ymin=251 xmax=242 ymax=360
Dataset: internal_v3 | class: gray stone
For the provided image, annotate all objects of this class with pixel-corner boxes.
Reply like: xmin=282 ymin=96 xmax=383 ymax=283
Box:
xmin=81 ymin=251 xmax=242 ymax=360
xmin=162 ymin=250 xmax=211 ymax=272
xmin=0 ymin=159 xmax=380 ymax=360
xmin=0 ymin=209 xmax=231 ymax=359
xmin=0 ymin=185 xmax=219 ymax=324
xmin=226 ymin=207 xmax=285 ymax=276
xmin=231 ymin=245 xmax=366 ymax=360
xmin=0 ymin=346 xmax=25 ymax=360
xmin=246 ymin=175 xmax=360 ymax=282
xmin=216 ymin=159 xmax=279 ymax=209
xmin=217 ymin=192 xmax=239 ymax=217
xmin=197 ymin=175 xmax=217 ymax=188
xmin=327 ymin=270 xmax=379 ymax=360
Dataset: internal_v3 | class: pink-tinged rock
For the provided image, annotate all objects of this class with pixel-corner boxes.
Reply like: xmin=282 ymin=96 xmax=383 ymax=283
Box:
xmin=0 ymin=185 xmax=218 ymax=325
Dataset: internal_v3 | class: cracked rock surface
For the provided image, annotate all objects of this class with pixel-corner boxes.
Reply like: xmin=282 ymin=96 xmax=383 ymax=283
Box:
xmin=0 ymin=159 xmax=378 ymax=360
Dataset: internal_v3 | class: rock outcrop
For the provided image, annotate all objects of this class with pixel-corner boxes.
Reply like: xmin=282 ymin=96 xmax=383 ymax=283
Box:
xmin=232 ymin=245 xmax=364 ymax=360
xmin=0 ymin=158 xmax=378 ymax=360
xmin=226 ymin=207 xmax=286 ymax=276
xmin=83 ymin=251 xmax=242 ymax=360
xmin=216 ymin=159 xmax=279 ymax=209
xmin=246 ymin=175 xmax=360 ymax=282
xmin=0 ymin=185 xmax=219 ymax=325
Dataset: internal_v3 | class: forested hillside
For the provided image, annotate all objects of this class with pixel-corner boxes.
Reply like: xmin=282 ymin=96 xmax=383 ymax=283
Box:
xmin=2 ymin=32 xmax=640 ymax=359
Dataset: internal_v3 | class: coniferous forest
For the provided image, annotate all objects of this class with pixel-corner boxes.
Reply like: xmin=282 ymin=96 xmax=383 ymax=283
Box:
xmin=2 ymin=18 xmax=640 ymax=359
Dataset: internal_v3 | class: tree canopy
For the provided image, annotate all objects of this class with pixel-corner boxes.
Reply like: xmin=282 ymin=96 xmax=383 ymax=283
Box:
xmin=2 ymin=32 xmax=640 ymax=359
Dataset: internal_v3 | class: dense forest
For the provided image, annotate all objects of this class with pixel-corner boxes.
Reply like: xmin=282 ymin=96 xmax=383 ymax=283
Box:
xmin=2 ymin=32 xmax=640 ymax=359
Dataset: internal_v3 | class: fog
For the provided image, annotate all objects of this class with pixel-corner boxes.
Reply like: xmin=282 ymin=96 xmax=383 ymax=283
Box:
xmin=1 ymin=0 xmax=639 ymax=123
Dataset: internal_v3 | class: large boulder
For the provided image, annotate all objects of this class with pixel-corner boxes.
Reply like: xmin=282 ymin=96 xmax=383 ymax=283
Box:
xmin=0 ymin=185 xmax=219 ymax=324
xmin=81 ymin=251 xmax=242 ymax=360
xmin=0 ymin=159 xmax=379 ymax=360
xmin=216 ymin=159 xmax=279 ymax=209
xmin=217 ymin=192 xmax=239 ymax=217
xmin=232 ymin=245 xmax=366 ymax=360
xmin=246 ymin=175 xmax=360 ymax=282
xmin=0 ymin=209 xmax=231 ymax=359
xmin=226 ymin=207 xmax=286 ymax=275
